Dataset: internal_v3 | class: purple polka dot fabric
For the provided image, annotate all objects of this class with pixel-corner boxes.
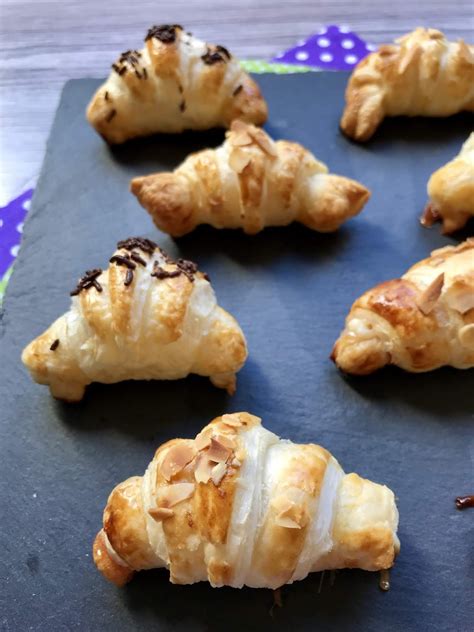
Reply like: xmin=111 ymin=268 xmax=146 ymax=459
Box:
xmin=0 ymin=188 xmax=32 ymax=280
xmin=273 ymin=24 xmax=375 ymax=70
xmin=0 ymin=25 xmax=373 ymax=299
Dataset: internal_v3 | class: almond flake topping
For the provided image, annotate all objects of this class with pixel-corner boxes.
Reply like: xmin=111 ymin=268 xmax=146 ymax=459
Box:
xmin=148 ymin=507 xmax=174 ymax=522
xmin=195 ymin=430 xmax=212 ymax=451
xmin=275 ymin=515 xmax=302 ymax=529
xmin=274 ymin=499 xmax=303 ymax=529
xmin=248 ymin=127 xmax=277 ymax=157
xmin=158 ymin=482 xmax=195 ymax=508
xmin=221 ymin=414 xmax=243 ymax=427
xmin=208 ymin=437 xmax=232 ymax=463
xmin=228 ymin=148 xmax=251 ymax=174
xmin=416 ymin=273 xmax=444 ymax=315
xmin=194 ymin=454 xmax=213 ymax=484
xmin=214 ymin=434 xmax=236 ymax=450
xmin=211 ymin=462 xmax=227 ymax=486
xmin=231 ymin=128 xmax=253 ymax=147
xmin=160 ymin=443 xmax=196 ymax=481
xmin=231 ymin=457 xmax=241 ymax=467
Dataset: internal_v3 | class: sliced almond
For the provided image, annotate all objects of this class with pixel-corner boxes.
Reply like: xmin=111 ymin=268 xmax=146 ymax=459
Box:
xmin=211 ymin=462 xmax=227 ymax=486
xmin=228 ymin=148 xmax=251 ymax=174
xmin=159 ymin=482 xmax=195 ymax=508
xmin=148 ymin=507 xmax=174 ymax=522
xmin=195 ymin=430 xmax=212 ymax=451
xmin=275 ymin=515 xmax=302 ymax=529
xmin=248 ymin=127 xmax=277 ymax=157
xmin=221 ymin=414 xmax=243 ymax=428
xmin=231 ymin=457 xmax=241 ymax=467
xmin=416 ymin=273 xmax=444 ymax=315
xmin=215 ymin=434 xmax=236 ymax=450
xmin=208 ymin=437 xmax=231 ymax=463
xmin=231 ymin=129 xmax=253 ymax=147
xmin=194 ymin=454 xmax=213 ymax=484
xmin=160 ymin=443 xmax=196 ymax=481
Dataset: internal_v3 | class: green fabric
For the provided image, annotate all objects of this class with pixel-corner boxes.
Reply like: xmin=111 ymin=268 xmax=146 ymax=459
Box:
xmin=241 ymin=60 xmax=317 ymax=74
xmin=0 ymin=61 xmax=308 ymax=306
xmin=0 ymin=265 xmax=13 ymax=304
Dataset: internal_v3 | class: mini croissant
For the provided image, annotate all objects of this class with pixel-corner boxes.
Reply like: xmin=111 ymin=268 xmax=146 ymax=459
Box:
xmin=332 ymin=239 xmax=474 ymax=374
xmin=93 ymin=412 xmax=399 ymax=589
xmin=341 ymin=28 xmax=474 ymax=141
xmin=131 ymin=121 xmax=370 ymax=236
xmin=422 ymin=133 xmax=474 ymax=234
xmin=22 ymin=238 xmax=247 ymax=401
xmin=87 ymin=25 xmax=267 ymax=143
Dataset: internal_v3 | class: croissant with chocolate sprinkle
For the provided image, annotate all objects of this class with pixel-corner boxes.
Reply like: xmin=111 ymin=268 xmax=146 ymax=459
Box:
xmin=86 ymin=25 xmax=267 ymax=143
xmin=131 ymin=121 xmax=370 ymax=236
xmin=21 ymin=238 xmax=247 ymax=401
xmin=332 ymin=239 xmax=474 ymax=374
xmin=93 ymin=412 xmax=399 ymax=589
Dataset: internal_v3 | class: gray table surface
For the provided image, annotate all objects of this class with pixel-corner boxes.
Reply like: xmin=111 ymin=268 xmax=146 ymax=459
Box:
xmin=0 ymin=0 xmax=473 ymax=203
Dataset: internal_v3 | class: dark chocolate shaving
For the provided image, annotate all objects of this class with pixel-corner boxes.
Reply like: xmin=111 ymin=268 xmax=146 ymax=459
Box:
xmin=50 ymin=339 xmax=60 ymax=351
xmin=179 ymin=100 xmax=186 ymax=112
xmin=233 ymin=84 xmax=243 ymax=96
xmin=151 ymin=261 xmax=182 ymax=280
xmin=118 ymin=66 xmax=127 ymax=76
xmin=117 ymin=237 xmax=157 ymax=254
xmin=110 ymin=255 xmax=136 ymax=269
xmin=124 ymin=269 xmax=134 ymax=286
xmin=202 ymin=272 xmax=211 ymax=282
xmin=145 ymin=24 xmax=182 ymax=43
xmin=112 ymin=63 xmax=120 ymax=73
xmin=455 ymin=495 xmax=474 ymax=510
xmin=70 ymin=269 xmax=103 ymax=297
xmin=201 ymin=45 xmax=231 ymax=65
xmin=176 ymin=258 xmax=198 ymax=280
xmin=130 ymin=252 xmax=147 ymax=266
xmin=104 ymin=91 xmax=109 ymax=101
xmin=142 ymin=67 xmax=148 ymax=79
xmin=106 ymin=109 xmax=117 ymax=123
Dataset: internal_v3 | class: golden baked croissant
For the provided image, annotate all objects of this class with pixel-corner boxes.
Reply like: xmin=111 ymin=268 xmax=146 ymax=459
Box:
xmin=93 ymin=412 xmax=399 ymax=589
xmin=332 ymin=239 xmax=474 ymax=374
xmin=22 ymin=238 xmax=247 ymax=401
xmin=86 ymin=25 xmax=267 ymax=143
xmin=341 ymin=28 xmax=474 ymax=141
xmin=422 ymin=133 xmax=474 ymax=234
xmin=130 ymin=121 xmax=370 ymax=236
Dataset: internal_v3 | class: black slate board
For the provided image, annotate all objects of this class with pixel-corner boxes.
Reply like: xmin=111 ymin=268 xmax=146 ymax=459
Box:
xmin=1 ymin=74 xmax=473 ymax=632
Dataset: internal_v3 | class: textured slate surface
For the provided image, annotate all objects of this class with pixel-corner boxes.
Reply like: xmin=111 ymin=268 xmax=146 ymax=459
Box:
xmin=0 ymin=74 xmax=473 ymax=632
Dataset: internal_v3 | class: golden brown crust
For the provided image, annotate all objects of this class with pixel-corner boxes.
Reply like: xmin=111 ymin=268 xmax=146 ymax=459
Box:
xmin=341 ymin=28 xmax=474 ymax=141
xmin=21 ymin=239 xmax=247 ymax=400
xmin=94 ymin=413 xmax=399 ymax=589
xmin=423 ymin=133 xmax=474 ymax=233
xmin=131 ymin=121 xmax=370 ymax=236
xmin=86 ymin=27 xmax=267 ymax=143
xmin=332 ymin=239 xmax=474 ymax=374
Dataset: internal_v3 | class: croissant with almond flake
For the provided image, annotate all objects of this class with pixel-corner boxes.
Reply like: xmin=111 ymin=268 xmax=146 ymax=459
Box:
xmin=332 ymin=239 xmax=474 ymax=374
xmin=93 ymin=412 xmax=400 ymax=589
xmin=422 ymin=133 xmax=474 ymax=234
xmin=131 ymin=121 xmax=370 ymax=236
xmin=21 ymin=238 xmax=247 ymax=401
xmin=341 ymin=28 xmax=474 ymax=141
xmin=87 ymin=25 xmax=267 ymax=143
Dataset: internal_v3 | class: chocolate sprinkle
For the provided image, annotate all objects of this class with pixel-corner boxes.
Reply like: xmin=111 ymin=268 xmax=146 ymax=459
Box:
xmin=130 ymin=252 xmax=147 ymax=266
xmin=117 ymin=237 xmax=158 ymax=254
xmin=50 ymin=339 xmax=60 ymax=351
xmin=118 ymin=66 xmax=127 ymax=76
xmin=124 ymin=269 xmax=134 ymax=286
xmin=179 ymin=100 xmax=186 ymax=112
xmin=110 ymin=254 xmax=136 ymax=269
xmin=201 ymin=45 xmax=231 ymax=65
xmin=104 ymin=91 xmax=109 ymax=101
xmin=142 ymin=67 xmax=148 ymax=79
xmin=176 ymin=258 xmax=198 ymax=280
xmin=145 ymin=24 xmax=182 ymax=43
xmin=151 ymin=261 xmax=182 ymax=280
xmin=106 ymin=109 xmax=117 ymax=123
xmin=233 ymin=84 xmax=243 ymax=96
xmin=455 ymin=495 xmax=474 ymax=510
xmin=112 ymin=63 xmax=120 ymax=73
xmin=70 ymin=269 xmax=103 ymax=297
xmin=202 ymin=272 xmax=211 ymax=282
